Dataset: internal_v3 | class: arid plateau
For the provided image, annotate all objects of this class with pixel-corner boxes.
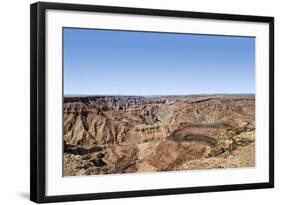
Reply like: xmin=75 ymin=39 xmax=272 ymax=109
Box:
xmin=63 ymin=95 xmax=255 ymax=176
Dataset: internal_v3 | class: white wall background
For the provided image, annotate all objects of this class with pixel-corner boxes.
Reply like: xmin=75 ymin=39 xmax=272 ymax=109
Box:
xmin=0 ymin=0 xmax=279 ymax=204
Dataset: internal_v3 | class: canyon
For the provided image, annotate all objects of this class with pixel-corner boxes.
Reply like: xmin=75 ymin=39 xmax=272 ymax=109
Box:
xmin=63 ymin=95 xmax=255 ymax=176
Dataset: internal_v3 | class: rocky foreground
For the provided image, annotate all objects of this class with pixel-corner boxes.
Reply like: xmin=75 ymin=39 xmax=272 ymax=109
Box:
xmin=63 ymin=95 xmax=255 ymax=176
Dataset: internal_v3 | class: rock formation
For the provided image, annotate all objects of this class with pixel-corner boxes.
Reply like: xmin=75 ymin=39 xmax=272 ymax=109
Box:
xmin=63 ymin=95 xmax=255 ymax=176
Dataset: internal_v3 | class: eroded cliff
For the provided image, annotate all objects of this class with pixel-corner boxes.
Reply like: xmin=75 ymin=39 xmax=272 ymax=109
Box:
xmin=63 ymin=95 xmax=255 ymax=176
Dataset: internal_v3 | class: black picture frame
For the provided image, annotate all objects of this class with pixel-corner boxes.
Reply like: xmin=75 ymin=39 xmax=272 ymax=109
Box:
xmin=30 ymin=2 xmax=274 ymax=203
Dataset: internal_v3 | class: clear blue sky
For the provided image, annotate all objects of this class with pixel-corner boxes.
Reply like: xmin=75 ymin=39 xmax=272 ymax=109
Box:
xmin=64 ymin=28 xmax=255 ymax=95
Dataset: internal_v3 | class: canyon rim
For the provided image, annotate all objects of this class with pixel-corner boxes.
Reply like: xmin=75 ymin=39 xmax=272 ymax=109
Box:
xmin=63 ymin=95 xmax=255 ymax=176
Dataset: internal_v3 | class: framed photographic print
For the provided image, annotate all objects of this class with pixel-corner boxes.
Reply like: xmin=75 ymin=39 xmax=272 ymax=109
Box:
xmin=30 ymin=2 xmax=274 ymax=203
